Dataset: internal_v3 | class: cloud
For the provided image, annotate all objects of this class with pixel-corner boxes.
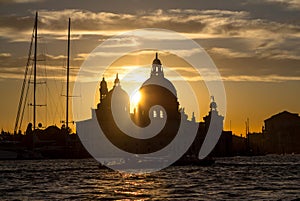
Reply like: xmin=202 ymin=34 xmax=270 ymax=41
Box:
xmin=0 ymin=8 xmax=299 ymax=84
xmin=0 ymin=52 xmax=12 ymax=58
xmin=263 ymin=0 xmax=300 ymax=10
xmin=257 ymin=49 xmax=300 ymax=60
xmin=0 ymin=9 xmax=250 ymax=41
xmin=209 ymin=47 xmax=253 ymax=58
xmin=0 ymin=64 xmax=79 ymax=82
xmin=43 ymin=53 xmax=66 ymax=60
xmin=1 ymin=9 xmax=299 ymax=42
xmin=209 ymin=46 xmax=300 ymax=61
xmin=0 ymin=52 xmax=80 ymax=81
xmin=222 ymin=74 xmax=300 ymax=82
xmin=0 ymin=0 xmax=44 ymax=3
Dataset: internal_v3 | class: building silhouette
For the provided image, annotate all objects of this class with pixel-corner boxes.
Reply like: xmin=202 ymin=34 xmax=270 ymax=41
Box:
xmin=232 ymin=111 xmax=300 ymax=155
xmin=263 ymin=111 xmax=300 ymax=154
xmin=134 ymin=52 xmax=180 ymax=127
xmin=95 ymin=53 xmax=231 ymax=160
xmin=0 ymin=53 xmax=233 ymax=161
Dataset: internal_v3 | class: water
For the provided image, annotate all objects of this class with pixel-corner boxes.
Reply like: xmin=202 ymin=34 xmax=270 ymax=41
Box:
xmin=0 ymin=155 xmax=299 ymax=200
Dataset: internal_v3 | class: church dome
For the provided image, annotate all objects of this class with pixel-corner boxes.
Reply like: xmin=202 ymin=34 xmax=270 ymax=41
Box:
xmin=141 ymin=52 xmax=177 ymax=97
xmin=101 ymin=74 xmax=130 ymax=113
xmin=108 ymin=74 xmax=130 ymax=105
xmin=141 ymin=76 xmax=177 ymax=97
xmin=107 ymin=85 xmax=129 ymax=100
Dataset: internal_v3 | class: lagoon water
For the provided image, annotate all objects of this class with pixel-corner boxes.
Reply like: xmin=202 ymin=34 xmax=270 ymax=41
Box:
xmin=0 ymin=155 xmax=299 ymax=200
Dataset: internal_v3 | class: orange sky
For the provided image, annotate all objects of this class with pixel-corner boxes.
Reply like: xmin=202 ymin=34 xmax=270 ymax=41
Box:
xmin=0 ymin=1 xmax=299 ymax=136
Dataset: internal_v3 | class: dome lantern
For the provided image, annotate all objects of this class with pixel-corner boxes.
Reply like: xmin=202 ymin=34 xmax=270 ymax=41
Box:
xmin=142 ymin=52 xmax=177 ymax=97
xmin=152 ymin=52 xmax=162 ymax=65
xmin=151 ymin=52 xmax=163 ymax=77
xmin=210 ymin=96 xmax=217 ymax=111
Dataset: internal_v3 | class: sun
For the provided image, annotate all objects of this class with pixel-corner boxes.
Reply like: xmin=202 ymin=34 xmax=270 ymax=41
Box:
xmin=131 ymin=90 xmax=141 ymax=107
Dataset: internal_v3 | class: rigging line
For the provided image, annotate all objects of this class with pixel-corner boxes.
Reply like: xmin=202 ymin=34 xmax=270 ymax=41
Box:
xmin=23 ymin=86 xmax=33 ymax=132
xmin=14 ymin=24 xmax=35 ymax=133
xmin=33 ymin=12 xmax=38 ymax=130
xmin=14 ymin=23 xmax=35 ymax=133
xmin=44 ymin=66 xmax=61 ymax=126
xmin=44 ymin=53 xmax=48 ymax=128
xmin=51 ymin=65 xmax=65 ymax=125
xmin=59 ymin=62 xmax=67 ymax=124
xmin=46 ymin=84 xmax=56 ymax=125
xmin=18 ymin=64 xmax=33 ymax=132
xmin=46 ymin=59 xmax=65 ymax=126
xmin=39 ymin=32 xmax=48 ymax=128
xmin=66 ymin=18 xmax=71 ymax=129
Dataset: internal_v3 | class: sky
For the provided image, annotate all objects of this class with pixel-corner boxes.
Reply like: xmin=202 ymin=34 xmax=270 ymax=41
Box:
xmin=0 ymin=0 xmax=299 ymax=135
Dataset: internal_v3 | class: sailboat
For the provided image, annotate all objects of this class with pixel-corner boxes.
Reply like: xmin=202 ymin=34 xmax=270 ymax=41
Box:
xmin=0 ymin=13 xmax=40 ymax=160
xmin=14 ymin=12 xmax=69 ymax=134
xmin=6 ymin=12 xmax=90 ymax=159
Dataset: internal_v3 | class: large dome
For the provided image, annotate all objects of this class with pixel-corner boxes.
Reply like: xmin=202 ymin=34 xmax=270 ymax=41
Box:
xmin=141 ymin=76 xmax=177 ymax=97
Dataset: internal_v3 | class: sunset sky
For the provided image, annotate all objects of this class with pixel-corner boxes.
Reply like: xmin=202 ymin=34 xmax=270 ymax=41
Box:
xmin=0 ymin=0 xmax=299 ymax=136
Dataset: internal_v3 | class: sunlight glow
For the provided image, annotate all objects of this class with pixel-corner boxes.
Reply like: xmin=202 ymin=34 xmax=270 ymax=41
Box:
xmin=130 ymin=90 xmax=141 ymax=108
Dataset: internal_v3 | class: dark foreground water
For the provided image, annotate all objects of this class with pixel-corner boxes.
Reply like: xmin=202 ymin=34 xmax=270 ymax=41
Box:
xmin=0 ymin=155 xmax=299 ymax=200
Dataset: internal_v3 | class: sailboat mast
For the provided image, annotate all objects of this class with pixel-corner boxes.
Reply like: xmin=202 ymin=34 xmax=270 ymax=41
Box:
xmin=66 ymin=18 xmax=70 ymax=130
xmin=33 ymin=12 xmax=38 ymax=130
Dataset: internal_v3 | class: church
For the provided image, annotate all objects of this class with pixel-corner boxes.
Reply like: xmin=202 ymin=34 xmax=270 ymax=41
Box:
xmin=96 ymin=53 xmax=181 ymax=154
xmin=95 ymin=53 xmax=232 ymax=159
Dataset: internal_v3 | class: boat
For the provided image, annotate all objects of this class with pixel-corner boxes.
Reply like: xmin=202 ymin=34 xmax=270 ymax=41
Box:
xmin=0 ymin=12 xmax=90 ymax=160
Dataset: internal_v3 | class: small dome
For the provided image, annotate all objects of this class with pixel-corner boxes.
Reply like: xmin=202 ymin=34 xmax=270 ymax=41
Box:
xmin=142 ymin=76 xmax=177 ymax=97
xmin=152 ymin=52 xmax=161 ymax=65
xmin=108 ymin=85 xmax=129 ymax=100
xmin=106 ymin=74 xmax=130 ymax=105
xmin=210 ymin=101 xmax=217 ymax=110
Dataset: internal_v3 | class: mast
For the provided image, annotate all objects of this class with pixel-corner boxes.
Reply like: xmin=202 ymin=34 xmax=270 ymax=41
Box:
xmin=66 ymin=18 xmax=70 ymax=130
xmin=33 ymin=11 xmax=38 ymax=130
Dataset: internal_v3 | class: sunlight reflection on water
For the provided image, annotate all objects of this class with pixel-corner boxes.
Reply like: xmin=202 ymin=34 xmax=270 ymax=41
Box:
xmin=0 ymin=155 xmax=299 ymax=200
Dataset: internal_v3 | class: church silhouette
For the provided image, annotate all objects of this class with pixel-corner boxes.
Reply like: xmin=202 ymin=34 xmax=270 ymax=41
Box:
xmin=92 ymin=53 xmax=231 ymax=163
xmin=96 ymin=53 xmax=181 ymax=154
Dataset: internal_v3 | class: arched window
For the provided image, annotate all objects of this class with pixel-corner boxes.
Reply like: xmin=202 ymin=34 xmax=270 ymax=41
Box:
xmin=153 ymin=110 xmax=157 ymax=118
xmin=160 ymin=110 xmax=164 ymax=118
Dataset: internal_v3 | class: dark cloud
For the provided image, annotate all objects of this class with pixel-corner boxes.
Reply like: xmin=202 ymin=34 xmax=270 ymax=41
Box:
xmin=1 ymin=8 xmax=299 ymax=41
xmin=0 ymin=3 xmax=299 ymax=82
xmin=211 ymin=54 xmax=300 ymax=78
xmin=0 ymin=0 xmax=44 ymax=4
xmin=0 ymin=14 xmax=34 ymax=31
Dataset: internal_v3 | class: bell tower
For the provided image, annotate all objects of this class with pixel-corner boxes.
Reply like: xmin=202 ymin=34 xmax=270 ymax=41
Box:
xmin=100 ymin=77 xmax=108 ymax=103
xmin=203 ymin=96 xmax=224 ymax=132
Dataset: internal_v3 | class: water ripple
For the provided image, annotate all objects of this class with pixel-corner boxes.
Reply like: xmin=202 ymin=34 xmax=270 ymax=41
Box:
xmin=0 ymin=155 xmax=299 ymax=200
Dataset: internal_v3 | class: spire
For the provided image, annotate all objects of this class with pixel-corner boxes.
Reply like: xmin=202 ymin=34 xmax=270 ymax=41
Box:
xmin=192 ymin=112 xmax=196 ymax=122
xmin=114 ymin=73 xmax=120 ymax=86
xmin=100 ymin=77 xmax=107 ymax=86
